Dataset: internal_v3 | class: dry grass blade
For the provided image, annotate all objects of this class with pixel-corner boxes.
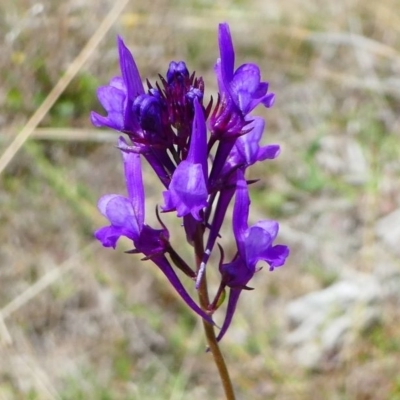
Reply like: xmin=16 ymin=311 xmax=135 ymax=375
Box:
xmin=0 ymin=0 xmax=129 ymax=175
xmin=29 ymin=128 xmax=117 ymax=142
xmin=0 ymin=315 xmax=12 ymax=346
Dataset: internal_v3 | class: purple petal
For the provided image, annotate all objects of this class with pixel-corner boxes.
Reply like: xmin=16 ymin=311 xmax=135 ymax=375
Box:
xmin=253 ymin=82 xmax=269 ymax=99
xmin=95 ymin=225 xmax=125 ymax=248
xmin=119 ymin=137 xmax=145 ymax=229
xmin=232 ymin=171 xmax=250 ymax=254
xmin=260 ymin=92 xmax=275 ymax=108
xmin=117 ymin=36 xmax=144 ymax=101
xmin=253 ymin=220 xmax=279 ymax=240
xmin=244 ymin=221 xmax=288 ymax=269
xmin=98 ymin=195 xmax=140 ymax=241
xmin=215 ymin=24 xmax=275 ymax=116
xmin=244 ymin=225 xmax=275 ymax=268
xmin=186 ymin=98 xmax=208 ymax=177
xmin=162 ymin=98 xmax=209 ymax=220
xmin=98 ymin=194 xmax=121 ymax=217
xmin=162 ymin=161 xmax=208 ymax=220
xmin=109 ymin=77 xmax=125 ymax=91
xmin=216 ymin=288 xmax=242 ymax=342
xmin=117 ymin=37 xmax=145 ymax=132
xmin=208 ymin=138 xmax=237 ymax=187
xmin=225 ymin=117 xmax=280 ymax=171
xmin=257 ymin=144 xmax=280 ymax=161
xmin=263 ymin=244 xmax=290 ymax=270
xmin=231 ymin=64 xmax=262 ymax=113
xmin=218 ymin=23 xmax=235 ymax=83
xmin=233 ymin=117 xmax=264 ymax=165
xmin=90 ymin=85 xmax=125 ymax=130
xmin=231 ymin=64 xmax=261 ymax=94
xmin=214 ymin=58 xmax=227 ymax=97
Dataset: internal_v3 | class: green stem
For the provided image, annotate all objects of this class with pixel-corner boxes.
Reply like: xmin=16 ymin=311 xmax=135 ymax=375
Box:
xmin=194 ymin=225 xmax=236 ymax=400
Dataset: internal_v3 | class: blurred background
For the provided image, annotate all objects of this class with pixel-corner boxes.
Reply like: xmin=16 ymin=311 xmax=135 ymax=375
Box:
xmin=1 ymin=0 xmax=400 ymax=399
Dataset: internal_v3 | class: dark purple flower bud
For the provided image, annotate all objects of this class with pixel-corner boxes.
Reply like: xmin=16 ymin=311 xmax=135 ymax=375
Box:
xmin=186 ymin=87 xmax=203 ymax=103
xmin=133 ymin=94 xmax=162 ymax=132
xmin=162 ymin=98 xmax=208 ymax=220
xmin=167 ymin=61 xmax=189 ymax=83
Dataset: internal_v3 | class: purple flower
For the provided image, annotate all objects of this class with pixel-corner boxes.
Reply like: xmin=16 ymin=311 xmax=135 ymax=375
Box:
xmin=223 ymin=117 xmax=280 ymax=173
xmin=208 ymin=23 xmax=276 ymax=187
xmin=162 ymin=98 xmax=208 ymax=220
xmin=216 ymin=170 xmax=289 ymax=341
xmin=91 ymin=36 xmax=144 ymax=134
xmin=215 ymin=23 xmax=275 ymax=116
xmin=95 ymin=137 xmax=213 ymax=324
xmin=95 ymin=137 xmax=169 ymax=254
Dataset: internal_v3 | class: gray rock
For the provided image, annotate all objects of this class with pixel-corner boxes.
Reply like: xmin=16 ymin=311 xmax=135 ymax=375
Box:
xmin=376 ymin=208 xmax=400 ymax=255
xmin=285 ymin=273 xmax=382 ymax=370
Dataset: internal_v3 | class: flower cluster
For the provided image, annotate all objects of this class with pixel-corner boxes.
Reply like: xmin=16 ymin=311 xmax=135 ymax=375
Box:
xmin=92 ymin=23 xmax=289 ymax=341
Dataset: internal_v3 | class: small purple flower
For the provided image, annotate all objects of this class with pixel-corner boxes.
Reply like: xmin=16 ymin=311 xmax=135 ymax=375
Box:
xmin=208 ymin=23 xmax=276 ymax=187
xmin=133 ymin=94 xmax=163 ymax=133
xmin=91 ymin=36 xmax=144 ymax=134
xmin=223 ymin=117 xmax=280 ymax=173
xmin=95 ymin=137 xmax=213 ymax=324
xmin=216 ymin=170 xmax=289 ymax=341
xmin=215 ymin=23 xmax=275 ymax=116
xmin=162 ymin=98 xmax=208 ymax=220
xmin=95 ymin=137 xmax=169 ymax=254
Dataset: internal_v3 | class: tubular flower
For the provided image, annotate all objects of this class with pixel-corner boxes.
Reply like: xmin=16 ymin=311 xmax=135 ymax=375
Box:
xmin=209 ymin=22 xmax=274 ymax=144
xmin=215 ymin=23 xmax=275 ymax=117
xmin=91 ymin=36 xmax=144 ymax=134
xmin=162 ymin=98 xmax=208 ymax=220
xmin=216 ymin=171 xmax=289 ymax=341
xmin=208 ymin=23 xmax=276 ymax=185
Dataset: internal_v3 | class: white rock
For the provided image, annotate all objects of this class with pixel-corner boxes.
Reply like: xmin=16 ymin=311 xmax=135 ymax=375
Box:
xmin=376 ymin=208 xmax=400 ymax=254
xmin=285 ymin=274 xmax=382 ymax=369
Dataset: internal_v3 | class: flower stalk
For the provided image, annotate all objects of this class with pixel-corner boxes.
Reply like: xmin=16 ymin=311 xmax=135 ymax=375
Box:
xmin=194 ymin=225 xmax=236 ymax=400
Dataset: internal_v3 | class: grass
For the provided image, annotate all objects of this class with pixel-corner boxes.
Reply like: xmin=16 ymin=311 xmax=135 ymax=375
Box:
xmin=1 ymin=0 xmax=400 ymax=399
